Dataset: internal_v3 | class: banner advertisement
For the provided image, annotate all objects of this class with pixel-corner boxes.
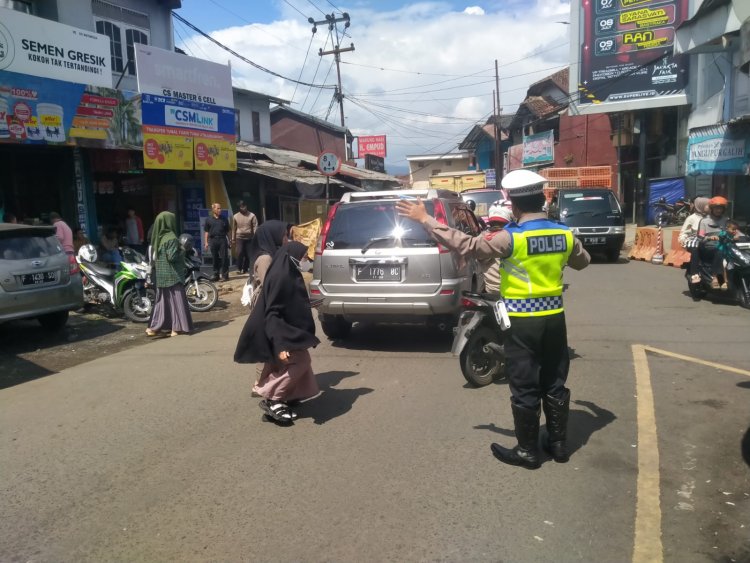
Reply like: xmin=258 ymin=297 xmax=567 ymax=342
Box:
xmin=574 ymin=0 xmax=689 ymax=112
xmin=143 ymin=133 xmax=193 ymax=170
xmin=134 ymin=44 xmax=233 ymax=108
xmin=141 ymin=93 xmax=236 ymax=171
xmin=356 ymin=134 xmax=387 ymax=158
xmin=0 ymin=70 xmax=141 ymax=148
xmin=0 ymin=8 xmax=111 ymax=87
xmin=686 ymin=125 xmax=750 ymax=176
xmin=181 ymin=185 xmax=205 ymax=255
xmin=136 ymin=45 xmax=235 ymax=171
xmin=522 ymin=130 xmax=555 ymax=166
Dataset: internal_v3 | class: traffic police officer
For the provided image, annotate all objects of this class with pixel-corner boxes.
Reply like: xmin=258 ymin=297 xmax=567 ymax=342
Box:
xmin=396 ymin=169 xmax=590 ymax=469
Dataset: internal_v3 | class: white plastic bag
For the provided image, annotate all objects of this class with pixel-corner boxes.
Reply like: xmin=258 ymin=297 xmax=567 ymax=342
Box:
xmin=240 ymin=278 xmax=254 ymax=307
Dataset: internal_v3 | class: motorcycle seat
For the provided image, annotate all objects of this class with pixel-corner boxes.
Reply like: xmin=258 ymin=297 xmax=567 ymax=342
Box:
xmin=82 ymin=261 xmax=116 ymax=277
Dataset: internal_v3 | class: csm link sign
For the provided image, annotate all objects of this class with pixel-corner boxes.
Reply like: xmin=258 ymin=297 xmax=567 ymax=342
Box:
xmin=687 ymin=125 xmax=750 ymax=176
xmin=135 ymin=44 xmax=236 ymax=171
xmin=0 ymin=7 xmax=111 ymax=87
xmin=356 ymin=134 xmax=387 ymax=158
xmin=570 ymin=0 xmax=689 ymax=114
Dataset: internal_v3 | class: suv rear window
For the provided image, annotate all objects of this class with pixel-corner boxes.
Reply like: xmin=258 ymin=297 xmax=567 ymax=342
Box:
xmin=560 ymin=192 xmax=621 ymax=216
xmin=0 ymin=233 xmax=62 ymax=260
xmin=327 ymin=201 xmax=437 ymax=250
xmin=461 ymin=191 xmax=504 ymax=217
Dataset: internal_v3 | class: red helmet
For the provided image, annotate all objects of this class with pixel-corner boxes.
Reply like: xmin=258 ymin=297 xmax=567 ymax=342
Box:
xmin=709 ymin=196 xmax=728 ymax=207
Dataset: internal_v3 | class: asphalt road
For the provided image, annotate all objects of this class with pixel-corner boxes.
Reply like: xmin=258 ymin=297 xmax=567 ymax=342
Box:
xmin=1 ymin=256 xmax=749 ymax=562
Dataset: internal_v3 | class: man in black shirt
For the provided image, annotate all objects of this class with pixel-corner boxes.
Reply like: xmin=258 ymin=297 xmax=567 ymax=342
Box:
xmin=204 ymin=202 xmax=230 ymax=281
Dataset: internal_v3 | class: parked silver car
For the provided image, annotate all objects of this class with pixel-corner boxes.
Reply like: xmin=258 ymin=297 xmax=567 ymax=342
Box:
xmin=310 ymin=189 xmax=482 ymax=339
xmin=0 ymin=223 xmax=84 ymax=330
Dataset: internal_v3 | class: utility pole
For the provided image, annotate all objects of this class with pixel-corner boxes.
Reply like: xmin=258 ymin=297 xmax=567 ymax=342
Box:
xmin=494 ymin=59 xmax=503 ymax=187
xmin=311 ymin=13 xmax=354 ymax=159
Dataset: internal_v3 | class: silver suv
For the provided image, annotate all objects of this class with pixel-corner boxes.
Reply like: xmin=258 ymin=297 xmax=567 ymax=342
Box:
xmin=310 ymin=189 xmax=482 ymax=339
xmin=0 ymin=223 xmax=84 ymax=330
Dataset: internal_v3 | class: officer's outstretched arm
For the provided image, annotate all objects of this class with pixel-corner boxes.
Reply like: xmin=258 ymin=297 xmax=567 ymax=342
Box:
xmin=568 ymin=237 xmax=591 ymax=270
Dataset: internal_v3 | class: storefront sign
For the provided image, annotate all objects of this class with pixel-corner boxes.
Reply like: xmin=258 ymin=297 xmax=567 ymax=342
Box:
xmin=136 ymin=45 xmax=235 ymax=171
xmin=572 ymin=0 xmax=689 ymax=112
xmin=0 ymin=70 xmax=141 ymax=149
xmin=0 ymin=8 xmax=111 ymax=87
xmin=134 ymin=44 xmax=233 ymax=109
xmin=364 ymin=153 xmax=385 ymax=173
xmin=522 ymin=130 xmax=554 ymax=166
xmin=687 ymin=125 xmax=750 ymax=175
xmin=356 ymin=134 xmax=387 ymax=158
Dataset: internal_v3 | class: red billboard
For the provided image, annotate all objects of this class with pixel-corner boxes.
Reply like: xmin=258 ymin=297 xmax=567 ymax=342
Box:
xmin=356 ymin=135 xmax=387 ymax=158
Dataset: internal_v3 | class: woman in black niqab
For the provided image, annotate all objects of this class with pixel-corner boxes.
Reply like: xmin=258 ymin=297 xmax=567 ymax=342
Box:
xmin=234 ymin=241 xmax=320 ymax=421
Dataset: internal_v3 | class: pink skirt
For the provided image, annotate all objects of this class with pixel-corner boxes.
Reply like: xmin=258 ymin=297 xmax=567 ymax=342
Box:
xmin=252 ymin=349 xmax=319 ymax=402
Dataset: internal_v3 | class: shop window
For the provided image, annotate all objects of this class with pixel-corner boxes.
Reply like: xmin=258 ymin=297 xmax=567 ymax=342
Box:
xmin=125 ymin=28 xmax=149 ymax=75
xmin=252 ymin=111 xmax=261 ymax=142
xmin=95 ymin=19 xmax=124 ymax=74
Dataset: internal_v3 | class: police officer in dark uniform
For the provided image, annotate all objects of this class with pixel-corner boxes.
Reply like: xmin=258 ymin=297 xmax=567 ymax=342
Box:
xmin=204 ymin=202 xmax=230 ymax=281
xmin=397 ymin=170 xmax=591 ymax=469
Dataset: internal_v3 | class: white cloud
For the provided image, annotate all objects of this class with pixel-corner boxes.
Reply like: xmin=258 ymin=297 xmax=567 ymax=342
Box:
xmin=463 ymin=6 xmax=486 ymax=15
xmin=179 ymin=1 xmax=571 ymax=172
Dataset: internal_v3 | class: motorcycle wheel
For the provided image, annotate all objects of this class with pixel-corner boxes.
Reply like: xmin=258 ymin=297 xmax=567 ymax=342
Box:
xmin=737 ymin=283 xmax=750 ymax=310
xmin=687 ymin=278 xmax=707 ymax=300
xmin=459 ymin=326 xmax=505 ymax=387
xmin=122 ymin=289 xmax=155 ymax=323
xmin=186 ymin=280 xmax=219 ymax=312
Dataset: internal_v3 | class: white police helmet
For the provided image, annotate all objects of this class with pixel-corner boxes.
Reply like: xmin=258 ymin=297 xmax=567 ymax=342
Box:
xmin=501 ymin=169 xmax=547 ymax=197
xmin=487 ymin=204 xmax=514 ymax=225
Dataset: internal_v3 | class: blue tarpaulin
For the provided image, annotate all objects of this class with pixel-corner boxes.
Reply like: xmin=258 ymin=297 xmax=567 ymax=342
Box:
xmin=648 ymin=177 xmax=685 ymax=224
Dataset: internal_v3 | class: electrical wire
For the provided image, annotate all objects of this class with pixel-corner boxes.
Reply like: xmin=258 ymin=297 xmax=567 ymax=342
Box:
xmin=307 ymin=58 xmax=335 ymax=113
xmin=291 ymin=32 xmax=317 ymax=103
xmin=305 ymin=0 xmax=327 ymax=15
xmin=281 ymin=0 xmax=310 ymax=19
xmin=172 ymin=12 xmax=336 ymax=90
xmin=301 ymin=30 xmax=332 ymax=111
xmin=205 ymin=0 xmax=308 ymax=49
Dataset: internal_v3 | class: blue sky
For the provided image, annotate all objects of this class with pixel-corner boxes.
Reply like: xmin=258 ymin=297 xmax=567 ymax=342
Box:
xmin=174 ymin=1 xmax=572 ymax=171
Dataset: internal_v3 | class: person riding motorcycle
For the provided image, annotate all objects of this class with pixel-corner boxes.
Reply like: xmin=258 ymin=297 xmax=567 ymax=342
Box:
xmin=680 ymin=197 xmax=709 ymax=283
xmin=693 ymin=197 xmax=729 ymax=289
xmin=482 ymin=203 xmax=514 ymax=293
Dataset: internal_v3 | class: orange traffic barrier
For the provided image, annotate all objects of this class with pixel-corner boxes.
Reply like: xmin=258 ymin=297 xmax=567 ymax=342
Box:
xmin=664 ymin=230 xmax=691 ymax=268
xmin=629 ymin=227 xmax=658 ymax=261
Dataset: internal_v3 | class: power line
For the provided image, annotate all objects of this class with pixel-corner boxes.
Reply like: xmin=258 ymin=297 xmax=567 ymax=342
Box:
xmin=301 ymin=30 xmax=332 ymax=111
xmin=172 ymin=12 xmax=335 ymax=90
xmin=281 ymin=0 xmax=310 ymax=19
xmin=307 ymin=58 xmax=335 ymax=113
xmin=291 ymin=31 xmax=317 ymax=103
xmin=305 ymin=0 xmax=327 ymax=15
xmin=205 ymin=0 xmax=307 ymax=49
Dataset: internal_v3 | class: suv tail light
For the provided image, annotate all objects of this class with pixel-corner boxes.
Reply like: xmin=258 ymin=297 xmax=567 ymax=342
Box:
xmin=431 ymin=198 xmax=451 ymax=254
xmin=316 ymin=203 xmax=339 ymax=256
xmin=68 ymin=254 xmax=80 ymax=275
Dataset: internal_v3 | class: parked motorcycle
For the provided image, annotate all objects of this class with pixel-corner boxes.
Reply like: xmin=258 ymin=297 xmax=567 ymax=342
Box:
xmin=654 ymin=197 xmax=691 ymax=226
xmin=451 ymin=291 xmax=507 ymax=387
xmin=184 ymin=251 xmax=219 ymax=312
xmin=683 ymin=233 xmax=750 ymax=309
xmin=77 ymin=244 xmax=155 ymax=322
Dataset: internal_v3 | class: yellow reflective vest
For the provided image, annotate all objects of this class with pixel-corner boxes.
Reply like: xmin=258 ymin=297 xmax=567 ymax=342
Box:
xmin=499 ymin=219 xmax=574 ymax=317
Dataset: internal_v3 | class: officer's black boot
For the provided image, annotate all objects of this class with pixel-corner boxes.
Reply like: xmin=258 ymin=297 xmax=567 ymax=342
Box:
xmin=543 ymin=389 xmax=570 ymax=463
xmin=491 ymin=404 xmax=541 ymax=469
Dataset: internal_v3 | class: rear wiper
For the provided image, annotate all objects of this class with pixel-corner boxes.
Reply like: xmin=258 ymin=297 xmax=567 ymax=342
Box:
xmin=361 ymin=235 xmax=397 ymax=254
xmin=564 ymin=211 xmax=595 ymax=217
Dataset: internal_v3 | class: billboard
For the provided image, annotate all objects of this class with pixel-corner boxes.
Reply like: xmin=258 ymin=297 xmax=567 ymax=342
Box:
xmin=356 ymin=134 xmax=386 ymax=158
xmin=570 ymin=0 xmax=689 ymax=114
xmin=135 ymin=45 xmax=236 ymax=171
xmin=364 ymin=153 xmax=385 ymax=173
xmin=0 ymin=7 xmax=111 ymax=87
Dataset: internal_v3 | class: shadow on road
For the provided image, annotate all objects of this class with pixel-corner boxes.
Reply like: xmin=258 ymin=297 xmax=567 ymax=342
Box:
xmin=299 ymin=370 xmax=373 ymax=425
xmin=332 ymin=323 xmax=453 ymax=353
xmin=192 ymin=319 xmax=231 ymax=334
xmin=472 ymin=399 xmax=616 ymax=456
xmin=0 ymin=356 xmax=56 ymax=389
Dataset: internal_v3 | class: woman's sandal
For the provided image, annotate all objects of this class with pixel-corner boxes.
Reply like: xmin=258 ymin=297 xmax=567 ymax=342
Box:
xmin=145 ymin=328 xmax=158 ymax=337
xmin=259 ymin=400 xmax=295 ymax=423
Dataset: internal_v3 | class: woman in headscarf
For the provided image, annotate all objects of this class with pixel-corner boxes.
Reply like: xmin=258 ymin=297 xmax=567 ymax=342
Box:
xmin=146 ymin=211 xmax=193 ymax=337
xmin=234 ymin=241 xmax=319 ymax=423
xmin=245 ymin=220 xmax=288 ymax=312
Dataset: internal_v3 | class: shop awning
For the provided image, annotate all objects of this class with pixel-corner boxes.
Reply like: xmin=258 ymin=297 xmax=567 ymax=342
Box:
xmin=236 ymin=159 xmax=363 ymax=191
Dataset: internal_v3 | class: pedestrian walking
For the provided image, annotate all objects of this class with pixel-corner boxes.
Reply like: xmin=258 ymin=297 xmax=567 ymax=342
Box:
xmin=397 ymin=169 xmax=591 ymax=469
xmin=234 ymin=241 xmax=320 ymax=423
xmin=146 ymin=211 xmax=193 ymax=337
xmin=204 ymin=202 xmax=230 ymax=281
xmin=231 ymin=201 xmax=258 ymax=275
xmin=124 ymin=208 xmax=145 ymax=253
xmin=49 ymin=212 xmax=74 ymax=255
xmin=245 ymin=220 xmax=288 ymax=312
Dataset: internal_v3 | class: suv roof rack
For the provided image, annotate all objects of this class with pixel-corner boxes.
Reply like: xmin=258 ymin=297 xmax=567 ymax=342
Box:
xmin=340 ymin=189 xmax=460 ymax=203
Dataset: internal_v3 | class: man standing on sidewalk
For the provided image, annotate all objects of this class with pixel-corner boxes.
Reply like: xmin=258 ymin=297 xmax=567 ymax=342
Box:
xmin=231 ymin=201 xmax=257 ymax=275
xmin=204 ymin=203 xmax=230 ymax=282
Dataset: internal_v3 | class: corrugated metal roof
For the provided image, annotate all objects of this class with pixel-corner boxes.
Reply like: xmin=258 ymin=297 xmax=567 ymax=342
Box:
xmin=236 ymin=159 xmax=363 ymax=191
